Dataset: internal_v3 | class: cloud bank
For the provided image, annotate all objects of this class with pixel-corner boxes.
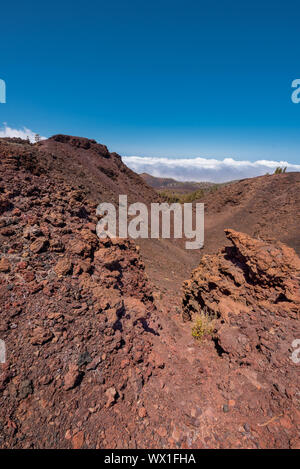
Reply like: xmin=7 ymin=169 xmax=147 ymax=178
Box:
xmin=0 ymin=124 xmax=46 ymax=143
xmin=1 ymin=125 xmax=299 ymax=182
xmin=122 ymin=156 xmax=300 ymax=183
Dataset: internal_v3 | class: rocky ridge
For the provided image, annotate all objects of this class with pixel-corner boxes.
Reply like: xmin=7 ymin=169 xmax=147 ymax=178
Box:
xmin=0 ymin=136 xmax=299 ymax=449
xmin=181 ymin=229 xmax=300 ymax=448
xmin=0 ymin=137 xmax=160 ymax=448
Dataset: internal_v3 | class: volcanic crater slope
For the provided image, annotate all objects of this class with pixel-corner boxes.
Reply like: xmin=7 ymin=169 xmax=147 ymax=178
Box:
xmin=0 ymin=136 xmax=161 ymax=448
xmin=196 ymin=172 xmax=300 ymax=256
xmin=0 ymin=136 xmax=299 ymax=449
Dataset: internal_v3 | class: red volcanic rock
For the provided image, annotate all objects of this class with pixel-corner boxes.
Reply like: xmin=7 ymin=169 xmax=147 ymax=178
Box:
xmin=54 ymin=257 xmax=73 ymax=276
xmin=182 ymin=229 xmax=300 ymax=323
xmin=105 ymin=386 xmax=118 ymax=408
xmin=182 ymin=229 xmax=300 ymax=369
xmin=1 ymin=136 xmax=299 ymax=450
xmin=72 ymin=431 xmax=85 ymax=449
xmin=30 ymin=326 xmax=54 ymax=346
xmin=0 ymin=136 xmax=158 ymax=449
xmin=0 ymin=258 xmax=10 ymax=273
xmin=29 ymin=238 xmax=49 ymax=254
xmin=69 ymin=239 xmax=90 ymax=257
xmin=63 ymin=364 xmax=83 ymax=391
xmin=124 ymin=297 xmax=148 ymax=322
xmin=138 ymin=406 xmax=147 ymax=419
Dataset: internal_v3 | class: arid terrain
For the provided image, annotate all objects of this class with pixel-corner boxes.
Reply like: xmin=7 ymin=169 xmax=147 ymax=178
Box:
xmin=0 ymin=135 xmax=299 ymax=449
xmin=140 ymin=173 xmax=219 ymax=193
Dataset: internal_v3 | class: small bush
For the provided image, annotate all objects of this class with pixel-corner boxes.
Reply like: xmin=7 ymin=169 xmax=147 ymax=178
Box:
xmin=181 ymin=189 xmax=204 ymax=203
xmin=274 ymin=167 xmax=287 ymax=174
xmin=191 ymin=312 xmax=215 ymax=341
xmin=158 ymin=191 xmax=180 ymax=203
xmin=159 ymin=188 xmax=210 ymax=204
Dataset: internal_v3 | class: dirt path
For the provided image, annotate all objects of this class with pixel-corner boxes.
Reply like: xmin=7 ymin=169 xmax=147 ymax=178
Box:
xmin=137 ymin=237 xmax=201 ymax=312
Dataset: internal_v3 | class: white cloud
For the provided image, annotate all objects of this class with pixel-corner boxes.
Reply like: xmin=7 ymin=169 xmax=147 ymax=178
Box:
xmin=122 ymin=155 xmax=300 ymax=183
xmin=0 ymin=124 xmax=46 ymax=143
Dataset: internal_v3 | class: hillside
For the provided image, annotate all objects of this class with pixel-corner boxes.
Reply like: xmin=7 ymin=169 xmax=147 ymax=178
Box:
xmin=137 ymin=172 xmax=300 ymax=313
xmin=0 ymin=136 xmax=299 ymax=449
xmin=140 ymin=172 xmax=218 ymax=193
xmin=2 ymin=135 xmax=158 ymax=206
xmin=0 ymin=136 xmax=162 ymax=448
xmin=197 ymin=172 xmax=300 ymax=256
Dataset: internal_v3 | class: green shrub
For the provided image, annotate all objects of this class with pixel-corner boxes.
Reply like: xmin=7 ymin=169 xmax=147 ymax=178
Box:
xmin=159 ymin=188 xmax=207 ymax=204
xmin=158 ymin=191 xmax=181 ymax=203
xmin=181 ymin=189 xmax=204 ymax=203
xmin=191 ymin=312 xmax=215 ymax=341
xmin=274 ymin=167 xmax=287 ymax=174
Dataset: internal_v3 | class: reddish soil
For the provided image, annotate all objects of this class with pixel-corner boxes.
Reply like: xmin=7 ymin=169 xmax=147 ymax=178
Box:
xmin=139 ymin=170 xmax=300 ymax=314
xmin=0 ymin=136 xmax=299 ymax=449
xmin=198 ymin=172 xmax=300 ymax=256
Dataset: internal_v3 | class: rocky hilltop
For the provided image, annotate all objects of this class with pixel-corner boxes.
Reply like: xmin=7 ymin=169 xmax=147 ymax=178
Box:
xmin=0 ymin=136 xmax=299 ymax=449
xmin=1 ymin=135 xmax=158 ymax=205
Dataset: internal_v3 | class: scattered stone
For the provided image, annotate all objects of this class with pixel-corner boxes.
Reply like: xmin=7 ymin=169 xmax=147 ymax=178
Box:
xmin=30 ymin=326 xmax=54 ymax=345
xmin=86 ymin=357 xmax=101 ymax=371
xmin=148 ymin=351 xmax=165 ymax=369
xmin=0 ymin=258 xmax=11 ymax=273
xmin=77 ymin=351 xmax=92 ymax=367
xmin=105 ymin=387 xmax=118 ymax=408
xmin=54 ymin=258 xmax=73 ymax=276
xmin=244 ymin=423 xmax=250 ymax=433
xmin=72 ymin=431 xmax=84 ymax=449
xmin=18 ymin=379 xmax=33 ymax=400
xmin=138 ymin=407 xmax=147 ymax=418
xmin=63 ymin=365 xmax=83 ymax=391
xmin=29 ymin=238 xmax=49 ymax=254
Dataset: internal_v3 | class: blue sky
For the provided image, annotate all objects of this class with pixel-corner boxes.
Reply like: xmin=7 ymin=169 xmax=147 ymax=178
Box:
xmin=0 ymin=0 xmax=300 ymax=180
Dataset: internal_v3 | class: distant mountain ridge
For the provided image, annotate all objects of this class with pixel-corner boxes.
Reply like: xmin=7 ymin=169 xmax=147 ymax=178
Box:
xmin=140 ymin=172 xmax=218 ymax=193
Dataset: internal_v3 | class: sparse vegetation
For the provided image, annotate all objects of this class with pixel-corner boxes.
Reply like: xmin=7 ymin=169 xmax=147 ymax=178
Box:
xmin=191 ymin=312 xmax=216 ymax=341
xmin=158 ymin=191 xmax=181 ymax=203
xmin=274 ymin=167 xmax=287 ymax=174
xmin=159 ymin=185 xmax=219 ymax=204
